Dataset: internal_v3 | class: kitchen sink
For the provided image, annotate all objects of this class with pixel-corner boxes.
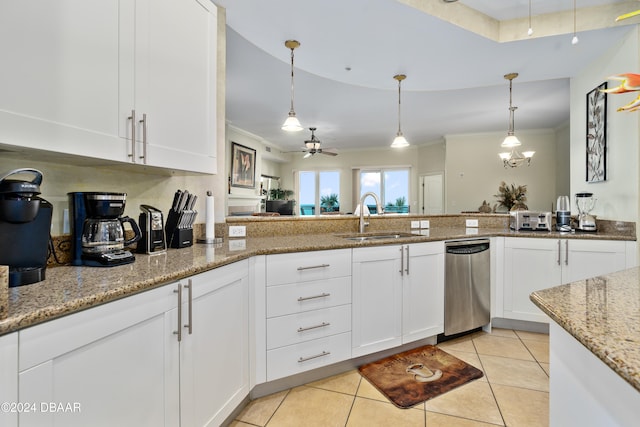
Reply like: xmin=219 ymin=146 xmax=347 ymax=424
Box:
xmin=336 ymin=232 xmax=419 ymax=241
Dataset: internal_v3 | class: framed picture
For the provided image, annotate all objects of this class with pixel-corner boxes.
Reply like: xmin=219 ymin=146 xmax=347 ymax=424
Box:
xmin=230 ymin=142 xmax=256 ymax=188
xmin=586 ymin=82 xmax=607 ymax=182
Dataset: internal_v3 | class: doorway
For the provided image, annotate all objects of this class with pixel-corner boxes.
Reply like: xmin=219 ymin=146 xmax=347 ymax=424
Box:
xmin=420 ymin=173 xmax=444 ymax=214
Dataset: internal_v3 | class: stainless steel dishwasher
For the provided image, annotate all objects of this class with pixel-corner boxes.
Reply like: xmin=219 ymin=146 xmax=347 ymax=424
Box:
xmin=444 ymin=239 xmax=490 ymax=336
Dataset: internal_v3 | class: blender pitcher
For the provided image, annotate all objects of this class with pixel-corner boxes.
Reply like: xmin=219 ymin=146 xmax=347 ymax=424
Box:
xmin=575 ymin=192 xmax=597 ymax=231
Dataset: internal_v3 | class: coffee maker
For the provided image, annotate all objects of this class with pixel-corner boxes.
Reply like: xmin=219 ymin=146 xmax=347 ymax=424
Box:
xmin=137 ymin=205 xmax=166 ymax=254
xmin=0 ymin=168 xmax=53 ymax=287
xmin=69 ymin=192 xmax=141 ymax=266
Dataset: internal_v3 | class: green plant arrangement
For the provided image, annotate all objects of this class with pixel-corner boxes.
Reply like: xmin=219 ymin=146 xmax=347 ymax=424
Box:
xmin=494 ymin=181 xmax=528 ymax=211
xmin=269 ymin=188 xmax=294 ymax=200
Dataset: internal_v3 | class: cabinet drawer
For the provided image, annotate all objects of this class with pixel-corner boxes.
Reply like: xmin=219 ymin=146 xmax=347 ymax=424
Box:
xmin=266 ymin=332 xmax=352 ymax=381
xmin=266 ymin=277 xmax=351 ymax=317
xmin=267 ymin=304 xmax=351 ymax=350
xmin=266 ymin=249 xmax=351 ymax=286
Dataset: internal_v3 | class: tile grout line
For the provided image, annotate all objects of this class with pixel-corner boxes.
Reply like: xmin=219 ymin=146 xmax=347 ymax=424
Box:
xmin=515 ymin=331 xmax=551 ymax=379
xmin=472 ymin=332 xmax=508 ymax=427
xmin=343 ymin=375 xmax=363 ymax=426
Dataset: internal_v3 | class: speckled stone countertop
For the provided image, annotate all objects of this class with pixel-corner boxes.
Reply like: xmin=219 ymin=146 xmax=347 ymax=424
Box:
xmin=531 ymin=268 xmax=640 ymax=392
xmin=1 ymin=216 xmax=635 ymax=337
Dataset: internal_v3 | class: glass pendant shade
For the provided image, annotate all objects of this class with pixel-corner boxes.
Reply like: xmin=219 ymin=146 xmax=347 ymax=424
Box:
xmin=282 ymin=113 xmax=303 ymax=132
xmin=501 ymin=134 xmax=521 ymax=148
xmin=391 ymin=133 xmax=409 ymax=148
xmin=498 ymin=72 xmax=533 ymax=167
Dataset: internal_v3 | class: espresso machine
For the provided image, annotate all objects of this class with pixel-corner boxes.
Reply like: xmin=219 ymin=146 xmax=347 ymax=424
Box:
xmin=69 ymin=192 xmax=141 ymax=266
xmin=575 ymin=192 xmax=597 ymax=232
xmin=0 ymin=168 xmax=53 ymax=287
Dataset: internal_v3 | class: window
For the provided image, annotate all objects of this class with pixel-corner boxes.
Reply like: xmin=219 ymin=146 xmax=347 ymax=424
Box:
xmin=360 ymin=168 xmax=409 ymax=213
xmin=299 ymin=171 xmax=340 ymax=215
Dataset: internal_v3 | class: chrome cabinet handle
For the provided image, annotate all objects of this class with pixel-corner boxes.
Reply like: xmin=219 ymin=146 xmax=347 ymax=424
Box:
xmin=298 ymin=351 xmax=331 ymax=363
xmin=139 ymin=113 xmax=147 ymax=163
xmin=184 ymin=279 xmax=193 ymax=335
xmin=565 ymin=240 xmax=569 ymax=266
xmin=297 ymin=322 xmax=330 ymax=333
xmin=128 ymin=109 xmax=136 ymax=163
xmin=297 ymin=293 xmax=330 ymax=302
xmin=297 ymin=264 xmax=330 ymax=271
xmin=557 ymin=240 xmax=561 ymax=265
xmin=405 ymin=245 xmax=410 ymax=275
xmin=173 ymin=283 xmax=183 ymax=342
xmin=399 ymin=246 xmax=404 ymax=275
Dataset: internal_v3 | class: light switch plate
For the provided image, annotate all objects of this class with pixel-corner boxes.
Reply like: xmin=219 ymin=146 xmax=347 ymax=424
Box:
xmin=229 ymin=225 xmax=246 ymax=237
xmin=411 ymin=221 xmax=420 ymax=229
xmin=420 ymin=220 xmax=430 ymax=229
xmin=466 ymin=227 xmax=479 ymax=235
xmin=465 ymin=219 xmax=479 ymax=227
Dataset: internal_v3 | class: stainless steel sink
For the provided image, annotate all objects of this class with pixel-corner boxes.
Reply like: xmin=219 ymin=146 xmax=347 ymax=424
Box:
xmin=337 ymin=232 xmax=419 ymax=241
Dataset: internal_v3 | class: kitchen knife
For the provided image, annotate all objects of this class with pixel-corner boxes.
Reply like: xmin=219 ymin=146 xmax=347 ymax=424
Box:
xmin=171 ymin=190 xmax=182 ymax=212
xmin=179 ymin=190 xmax=190 ymax=212
xmin=189 ymin=194 xmax=197 ymax=210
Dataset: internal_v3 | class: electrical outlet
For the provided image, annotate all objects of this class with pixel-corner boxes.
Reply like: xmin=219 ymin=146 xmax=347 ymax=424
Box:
xmin=411 ymin=221 xmax=420 ymax=229
xmin=228 ymin=225 xmax=246 ymax=237
xmin=420 ymin=220 xmax=430 ymax=229
xmin=228 ymin=239 xmax=246 ymax=251
xmin=465 ymin=219 xmax=479 ymax=227
xmin=466 ymin=227 xmax=479 ymax=235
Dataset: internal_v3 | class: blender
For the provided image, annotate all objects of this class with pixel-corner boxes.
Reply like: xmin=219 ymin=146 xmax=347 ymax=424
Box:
xmin=575 ymin=192 xmax=597 ymax=232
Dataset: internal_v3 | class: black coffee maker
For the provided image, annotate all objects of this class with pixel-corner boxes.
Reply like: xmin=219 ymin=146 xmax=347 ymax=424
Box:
xmin=69 ymin=192 xmax=141 ymax=267
xmin=0 ymin=168 xmax=53 ymax=287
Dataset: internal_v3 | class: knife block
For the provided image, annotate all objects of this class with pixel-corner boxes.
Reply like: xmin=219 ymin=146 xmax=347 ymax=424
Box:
xmin=165 ymin=210 xmax=193 ymax=249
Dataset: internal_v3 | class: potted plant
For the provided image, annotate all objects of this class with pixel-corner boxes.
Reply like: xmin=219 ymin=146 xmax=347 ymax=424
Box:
xmin=494 ymin=181 xmax=528 ymax=211
xmin=266 ymin=188 xmax=295 ymax=215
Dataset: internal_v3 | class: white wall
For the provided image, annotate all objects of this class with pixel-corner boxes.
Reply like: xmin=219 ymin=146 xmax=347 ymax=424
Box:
xmin=571 ymin=27 xmax=640 ymax=222
xmin=445 ymin=130 xmax=558 ymax=213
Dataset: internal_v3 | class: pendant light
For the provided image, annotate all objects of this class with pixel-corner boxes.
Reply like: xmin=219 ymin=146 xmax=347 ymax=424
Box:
xmin=281 ymin=40 xmax=303 ymax=132
xmin=499 ymin=73 xmax=534 ymax=168
xmin=527 ymin=0 xmax=533 ymax=36
xmin=391 ymin=74 xmax=409 ymax=148
xmin=571 ymin=0 xmax=579 ymax=45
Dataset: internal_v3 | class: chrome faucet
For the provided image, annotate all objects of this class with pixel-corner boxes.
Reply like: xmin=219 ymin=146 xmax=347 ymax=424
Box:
xmin=359 ymin=192 xmax=383 ymax=233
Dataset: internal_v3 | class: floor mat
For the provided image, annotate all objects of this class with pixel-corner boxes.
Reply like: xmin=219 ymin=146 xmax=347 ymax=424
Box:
xmin=359 ymin=345 xmax=484 ymax=408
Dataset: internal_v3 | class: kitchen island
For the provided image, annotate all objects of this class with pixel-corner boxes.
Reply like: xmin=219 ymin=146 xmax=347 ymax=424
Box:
xmin=531 ymin=268 xmax=640 ymax=427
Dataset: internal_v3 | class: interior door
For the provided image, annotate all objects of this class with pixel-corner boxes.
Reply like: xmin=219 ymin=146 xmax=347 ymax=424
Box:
xmin=421 ymin=173 xmax=444 ymax=214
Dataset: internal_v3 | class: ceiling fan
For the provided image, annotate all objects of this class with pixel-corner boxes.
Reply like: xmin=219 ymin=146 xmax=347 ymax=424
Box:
xmin=300 ymin=127 xmax=338 ymax=158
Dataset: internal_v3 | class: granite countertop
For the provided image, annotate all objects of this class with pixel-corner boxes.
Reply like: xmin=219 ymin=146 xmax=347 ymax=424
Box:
xmin=531 ymin=268 xmax=640 ymax=392
xmin=1 ymin=225 xmax=635 ymax=337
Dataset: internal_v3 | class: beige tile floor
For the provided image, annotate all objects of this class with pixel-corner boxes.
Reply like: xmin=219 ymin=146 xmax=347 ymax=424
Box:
xmin=231 ymin=328 xmax=549 ymax=427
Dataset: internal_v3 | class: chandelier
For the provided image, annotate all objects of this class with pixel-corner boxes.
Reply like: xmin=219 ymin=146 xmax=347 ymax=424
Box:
xmin=499 ymin=73 xmax=534 ymax=168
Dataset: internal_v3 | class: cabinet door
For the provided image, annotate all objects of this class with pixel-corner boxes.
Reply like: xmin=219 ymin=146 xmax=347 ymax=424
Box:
xmin=0 ymin=333 xmax=18 ymax=427
xmin=352 ymin=245 xmax=403 ymax=357
xmin=135 ymin=0 xmax=217 ymax=173
xmin=0 ymin=0 xmax=128 ymax=162
xmin=563 ymin=239 xmax=627 ymax=283
xmin=180 ymin=261 xmax=249 ymax=427
xmin=18 ymin=283 xmax=180 ymax=427
xmin=403 ymin=242 xmax=444 ymax=343
xmin=503 ymin=238 xmax=561 ymax=322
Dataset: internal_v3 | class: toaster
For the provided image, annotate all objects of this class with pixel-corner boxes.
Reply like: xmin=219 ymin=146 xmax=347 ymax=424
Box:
xmin=510 ymin=211 xmax=552 ymax=231
xmin=137 ymin=205 xmax=167 ymax=254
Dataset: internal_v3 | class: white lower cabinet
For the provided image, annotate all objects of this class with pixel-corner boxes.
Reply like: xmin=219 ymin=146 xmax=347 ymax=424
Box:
xmin=0 ymin=332 xmax=18 ymax=427
xmin=503 ymin=238 xmax=632 ymax=323
xmin=17 ymin=260 xmax=248 ymax=427
xmin=262 ymin=249 xmax=352 ymax=382
xmin=352 ymin=242 xmax=444 ymax=358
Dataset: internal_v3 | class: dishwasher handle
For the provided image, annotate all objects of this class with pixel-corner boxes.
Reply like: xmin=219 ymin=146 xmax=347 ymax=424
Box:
xmin=446 ymin=242 xmax=490 ymax=255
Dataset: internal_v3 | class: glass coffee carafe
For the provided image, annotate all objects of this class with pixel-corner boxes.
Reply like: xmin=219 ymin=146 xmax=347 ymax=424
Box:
xmin=81 ymin=216 xmax=141 ymax=255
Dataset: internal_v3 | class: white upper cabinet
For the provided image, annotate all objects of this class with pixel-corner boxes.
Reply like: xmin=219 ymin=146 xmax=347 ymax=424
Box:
xmin=0 ymin=0 xmax=217 ymax=174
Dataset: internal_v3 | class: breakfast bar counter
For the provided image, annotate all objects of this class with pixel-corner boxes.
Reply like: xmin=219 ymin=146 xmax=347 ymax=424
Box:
xmin=531 ymin=267 xmax=640 ymax=426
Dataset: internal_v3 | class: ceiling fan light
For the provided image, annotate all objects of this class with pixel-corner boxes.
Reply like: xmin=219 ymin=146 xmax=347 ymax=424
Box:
xmin=501 ymin=134 xmax=521 ymax=148
xmin=282 ymin=113 xmax=303 ymax=132
xmin=391 ymin=133 xmax=409 ymax=148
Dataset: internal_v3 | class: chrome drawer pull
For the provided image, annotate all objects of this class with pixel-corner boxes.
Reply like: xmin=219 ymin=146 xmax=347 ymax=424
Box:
xmin=297 ymin=263 xmax=330 ymax=271
xmin=298 ymin=351 xmax=331 ymax=363
xmin=298 ymin=292 xmax=330 ymax=302
xmin=297 ymin=322 xmax=330 ymax=333
xmin=173 ymin=283 xmax=183 ymax=342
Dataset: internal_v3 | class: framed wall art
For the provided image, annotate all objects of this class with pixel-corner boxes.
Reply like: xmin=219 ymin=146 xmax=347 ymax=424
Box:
xmin=230 ymin=142 xmax=256 ymax=188
xmin=586 ymin=82 xmax=607 ymax=182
